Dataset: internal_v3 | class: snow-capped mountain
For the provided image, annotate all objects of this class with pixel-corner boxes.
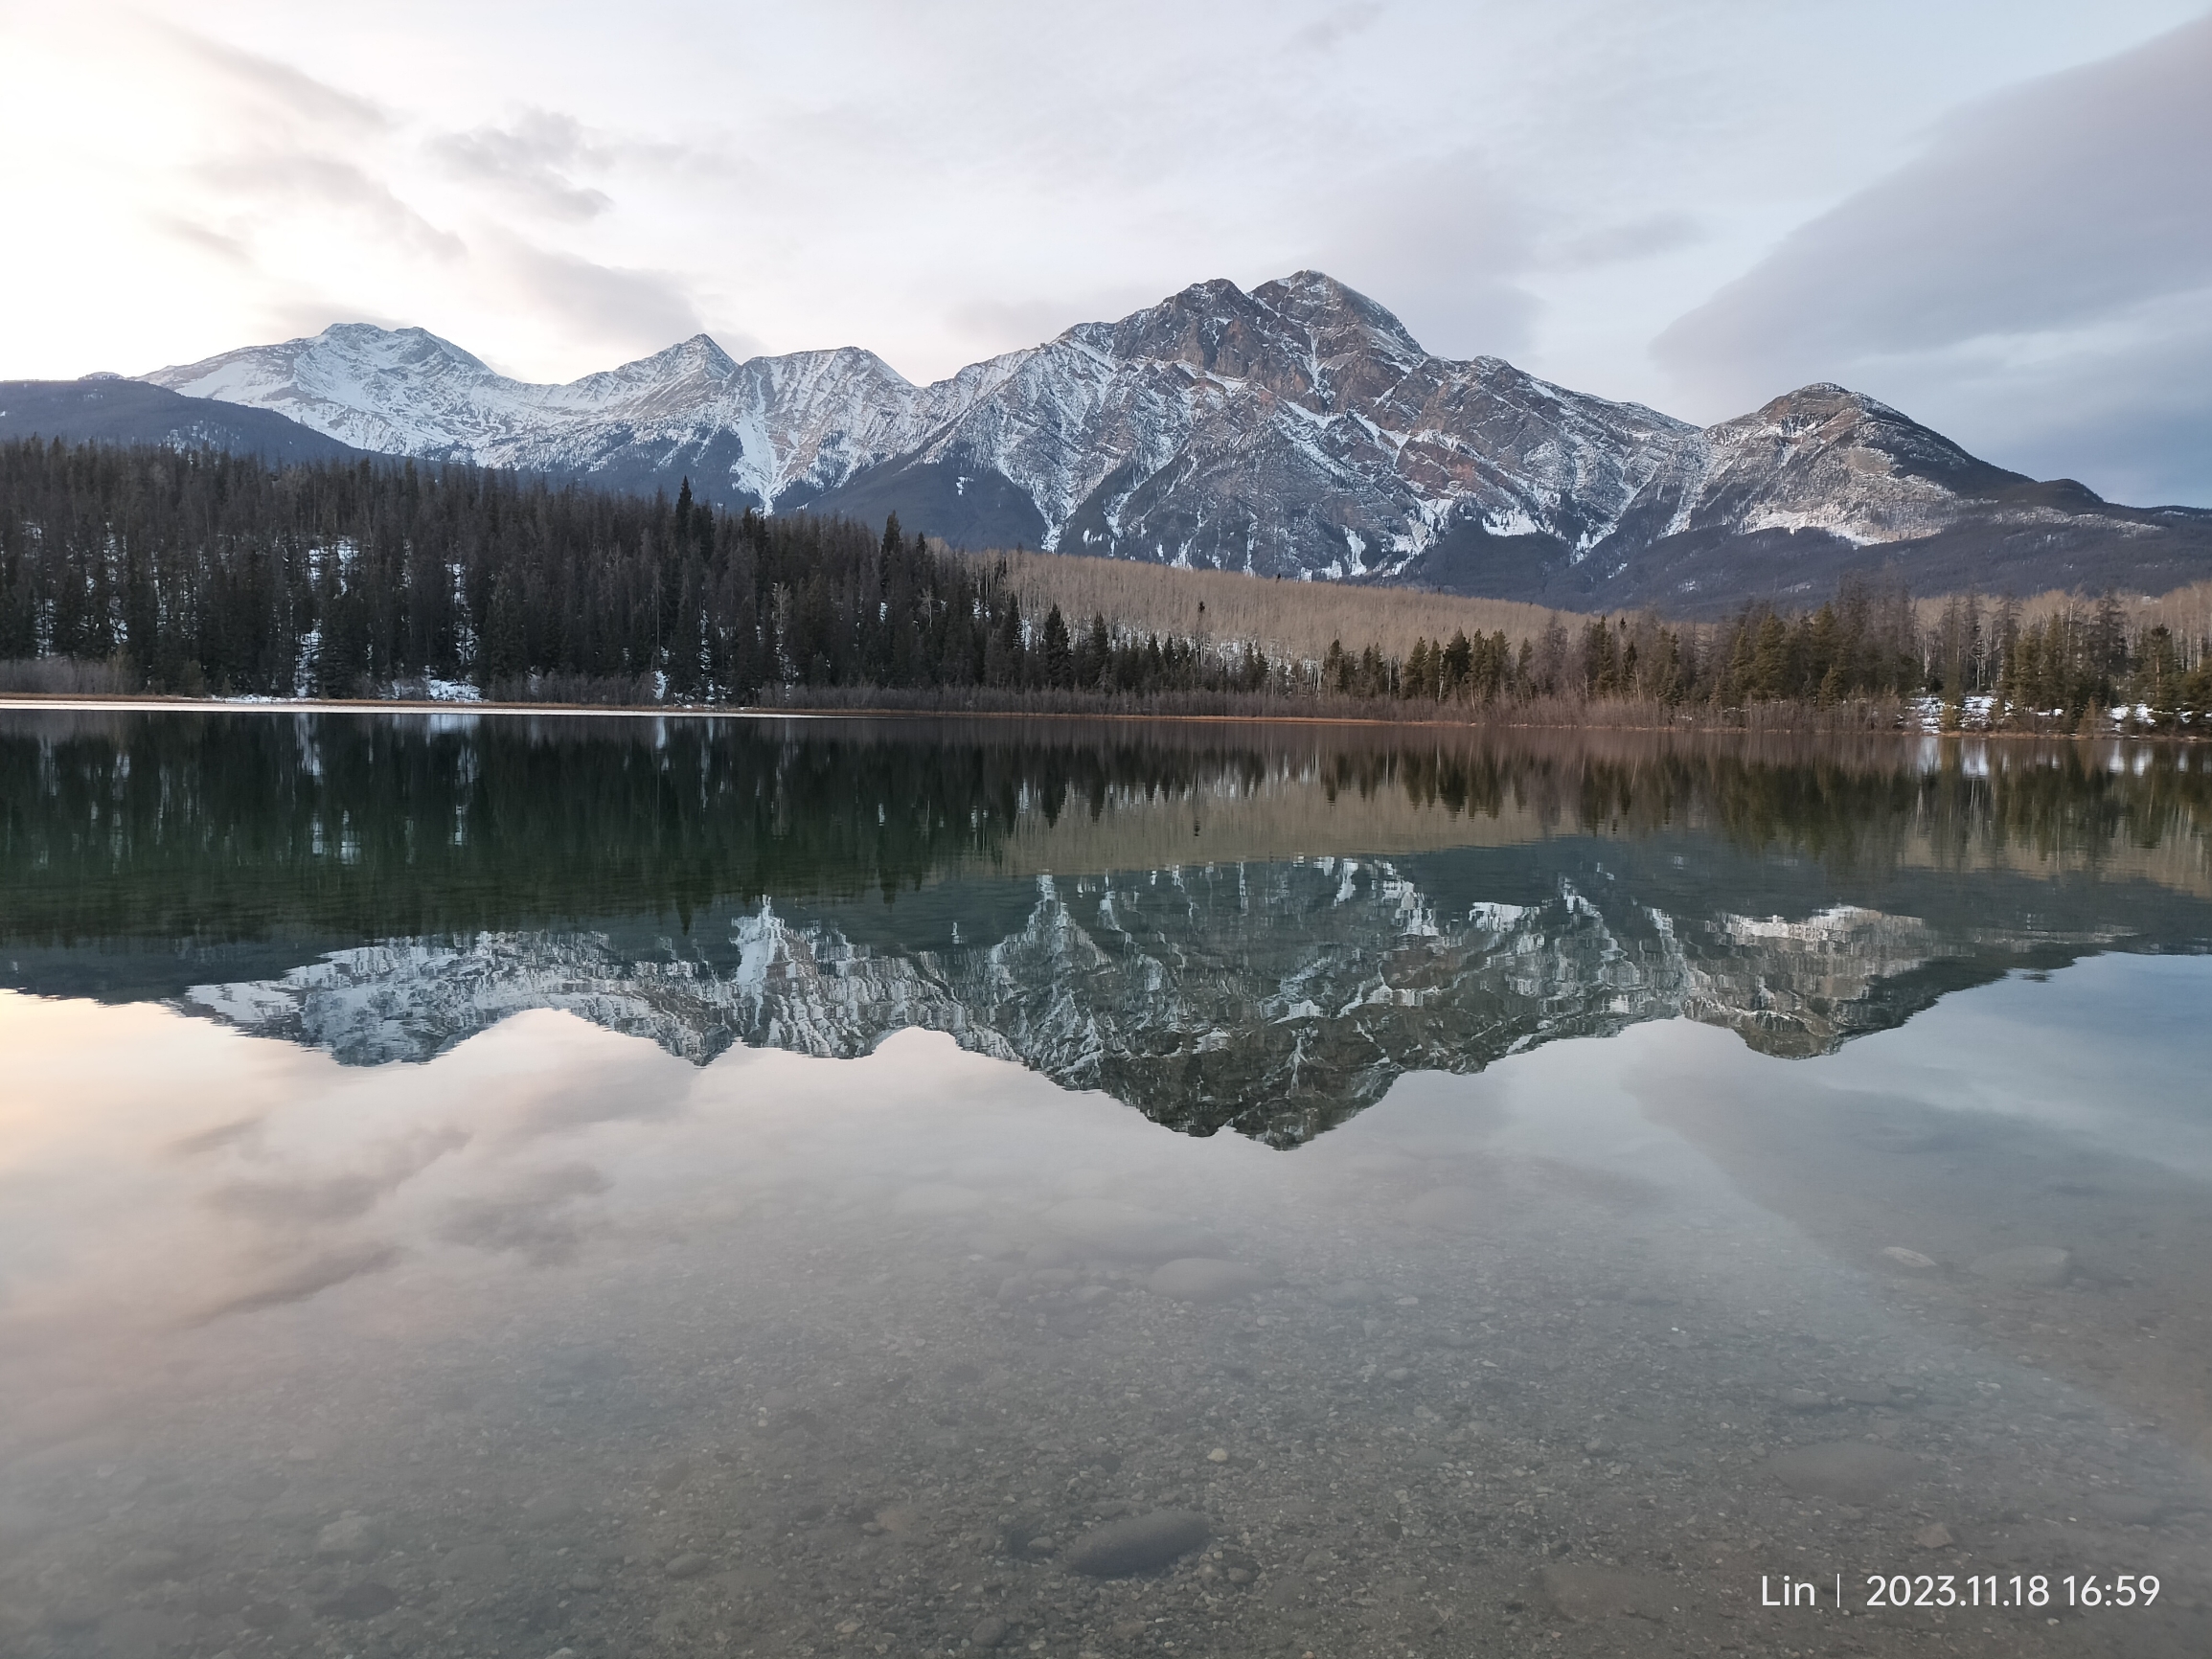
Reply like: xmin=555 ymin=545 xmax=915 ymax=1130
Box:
xmin=143 ymin=324 xmax=920 ymax=508
xmin=142 ymin=273 xmax=2212 ymax=611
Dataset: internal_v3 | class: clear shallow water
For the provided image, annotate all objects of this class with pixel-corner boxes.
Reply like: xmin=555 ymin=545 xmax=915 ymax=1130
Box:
xmin=2 ymin=711 xmax=2210 ymax=1659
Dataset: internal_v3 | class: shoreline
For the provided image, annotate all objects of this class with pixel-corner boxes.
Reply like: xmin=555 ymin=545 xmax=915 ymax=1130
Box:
xmin=0 ymin=692 xmax=2199 ymax=740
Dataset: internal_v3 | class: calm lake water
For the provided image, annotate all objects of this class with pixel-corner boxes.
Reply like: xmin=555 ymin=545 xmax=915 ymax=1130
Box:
xmin=2 ymin=709 xmax=2210 ymax=1659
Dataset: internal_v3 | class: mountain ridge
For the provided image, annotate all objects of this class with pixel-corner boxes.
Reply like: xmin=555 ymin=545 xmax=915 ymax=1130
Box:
xmin=0 ymin=375 xmax=378 ymax=466
xmin=135 ymin=271 xmax=2212 ymax=613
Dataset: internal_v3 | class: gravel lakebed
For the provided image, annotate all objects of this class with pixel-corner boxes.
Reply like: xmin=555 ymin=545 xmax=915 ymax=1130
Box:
xmin=3 ymin=1026 xmax=2209 ymax=1659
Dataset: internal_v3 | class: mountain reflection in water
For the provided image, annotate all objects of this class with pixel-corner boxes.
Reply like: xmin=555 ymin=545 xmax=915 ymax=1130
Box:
xmin=5 ymin=710 xmax=2206 ymax=1143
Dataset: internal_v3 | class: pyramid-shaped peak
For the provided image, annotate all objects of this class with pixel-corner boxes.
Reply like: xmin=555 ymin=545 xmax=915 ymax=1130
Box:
xmin=562 ymin=335 xmax=743 ymax=400
xmin=1252 ymin=271 xmax=1425 ymax=357
xmin=1171 ymin=276 xmax=1250 ymax=304
xmin=1270 ymin=269 xmax=1366 ymax=305
xmin=650 ymin=333 xmax=741 ymax=375
xmin=1752 ymin=383 xmax=1905 ymax=423
xmin=314 ymin=323 xmax=492 ymax=375
xmin=323 ymin=322 xmax=446 ymax=347
xmin=1716 ymin=382 xmax=2033 ymax=496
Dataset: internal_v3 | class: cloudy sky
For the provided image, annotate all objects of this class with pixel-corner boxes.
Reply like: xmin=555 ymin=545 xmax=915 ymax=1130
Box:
xmin=3 ymin=0 xmax=2208 ymax=503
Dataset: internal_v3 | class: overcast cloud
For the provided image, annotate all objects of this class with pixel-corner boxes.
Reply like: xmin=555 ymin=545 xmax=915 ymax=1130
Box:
xmin=0 ymin=0 xmax=2205 ymax=502
xmin=431 ymin=112 xmax=615 ymax=222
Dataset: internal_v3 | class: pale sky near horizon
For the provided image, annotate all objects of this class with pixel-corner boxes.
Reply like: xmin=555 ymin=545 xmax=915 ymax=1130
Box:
xmin=2 ymin=1 xmax=2208 ymax=504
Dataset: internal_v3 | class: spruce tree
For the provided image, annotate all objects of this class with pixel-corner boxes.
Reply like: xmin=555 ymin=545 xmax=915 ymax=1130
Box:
xmin=1042 ymin=604 xmax=1073 ymax=689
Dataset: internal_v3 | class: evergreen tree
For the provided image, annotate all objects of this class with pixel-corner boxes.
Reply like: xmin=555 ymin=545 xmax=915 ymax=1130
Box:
xmin=1041 ymin=604 xmax=1073 ymax=689
xmin=1442 ymin=629 xmax=1472 ymax=700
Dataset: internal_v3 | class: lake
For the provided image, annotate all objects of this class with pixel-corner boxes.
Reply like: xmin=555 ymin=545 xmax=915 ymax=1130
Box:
xmin=2 ymin=708 xmax=2209 ymax=1659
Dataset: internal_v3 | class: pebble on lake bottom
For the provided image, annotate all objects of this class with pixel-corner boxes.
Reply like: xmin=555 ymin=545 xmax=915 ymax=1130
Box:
xmin=311 ymin=1513 xmax=381 ymax=1561
xmin=1062 ymin=1511 xmax=1211 ymax=1577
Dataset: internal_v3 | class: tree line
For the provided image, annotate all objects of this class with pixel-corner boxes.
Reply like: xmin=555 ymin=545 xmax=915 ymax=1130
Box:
xmin=3 ymin=438 xmax=2207 ymax=726
xmin=1370 ymin=587 xmax=2210 ymax=728
xmin=0 ymin=439 xmax=1304 ymax=702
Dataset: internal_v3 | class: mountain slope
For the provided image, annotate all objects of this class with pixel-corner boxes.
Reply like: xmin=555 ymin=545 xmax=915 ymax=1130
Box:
xmin=0 ymin=375 xmax=374 ymax=466
xmin=141 ymin=275 xmax=2212 ymax=609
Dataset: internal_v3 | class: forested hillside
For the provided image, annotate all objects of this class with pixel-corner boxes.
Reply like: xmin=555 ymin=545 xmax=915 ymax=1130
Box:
xmin=3 ymin=440 xmax=2208 ymax=728
xmin=0 ymin=439 xmax=1273 ymax=703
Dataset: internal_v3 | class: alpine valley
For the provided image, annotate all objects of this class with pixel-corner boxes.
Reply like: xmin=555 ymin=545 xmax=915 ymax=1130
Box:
xmin=122 ymin=270 xmax=2212 ymax=613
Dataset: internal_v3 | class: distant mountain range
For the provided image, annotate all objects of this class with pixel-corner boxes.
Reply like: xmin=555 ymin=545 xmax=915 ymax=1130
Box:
xmin=10 ymin=271 xmax=2209 ymax=611
xmin=0 ymin=375 xmax=369 ymax=466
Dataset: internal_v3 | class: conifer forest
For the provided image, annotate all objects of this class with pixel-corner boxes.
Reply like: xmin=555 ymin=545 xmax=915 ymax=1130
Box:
xmin=3 ymin=439 xmax=2207 ymax=727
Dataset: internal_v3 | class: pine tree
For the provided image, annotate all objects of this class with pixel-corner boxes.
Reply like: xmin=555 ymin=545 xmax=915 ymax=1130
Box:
xmin=484 ymin=574 xmax=528 ymax=688
xmin=1041 ymin=604 xmax=1073 ymax=689
xmin=1081 ymin=613 xmax=1110 ymax=690
xmin=1323 ymin=639 xmax=1349 ymax=694
xmin=1442 ymin=629 xmax=1472 ymax=700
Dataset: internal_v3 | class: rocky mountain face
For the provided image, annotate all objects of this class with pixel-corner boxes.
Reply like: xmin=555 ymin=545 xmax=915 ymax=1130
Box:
xmin=141 ymin=274 xmax=2211 ymax=612
xmin=179 ymin=858 xmax=2129 ymax=1146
